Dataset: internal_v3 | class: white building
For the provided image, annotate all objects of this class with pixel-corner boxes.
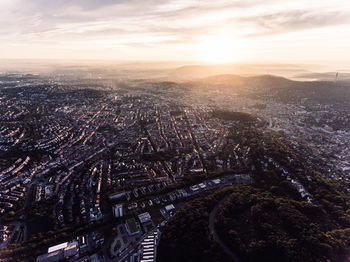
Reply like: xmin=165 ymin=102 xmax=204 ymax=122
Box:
xmin=138 ymin=212 xmax=152 ymax=224
xmin=113 ymin=204 xmax=123 ymax=218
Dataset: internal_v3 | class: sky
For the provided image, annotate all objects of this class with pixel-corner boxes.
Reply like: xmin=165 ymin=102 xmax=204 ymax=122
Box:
xmin=0 ymin=0 xmax=350 ymax=66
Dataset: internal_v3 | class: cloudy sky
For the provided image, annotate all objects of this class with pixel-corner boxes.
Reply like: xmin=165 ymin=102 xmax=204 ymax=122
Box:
xmin=0 ymin=0 xmax=349 ymax=65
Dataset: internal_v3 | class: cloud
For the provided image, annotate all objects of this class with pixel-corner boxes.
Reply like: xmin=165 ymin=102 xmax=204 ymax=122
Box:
xmin=0 ymin=0 xmax=349 ymax=61
xmin=22 ymin=0 xmax=128 ymax=11
xmin=235 ymin=9 xmax=350 ymax=37
xmin=3 ymin=0 xmax=349 ymax=39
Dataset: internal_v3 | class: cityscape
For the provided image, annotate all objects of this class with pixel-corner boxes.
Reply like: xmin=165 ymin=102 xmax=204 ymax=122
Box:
xmin=1 ymin=0 xmax=350 ymax=261
xmin=0 ymin=68 xmax=349 ymax=261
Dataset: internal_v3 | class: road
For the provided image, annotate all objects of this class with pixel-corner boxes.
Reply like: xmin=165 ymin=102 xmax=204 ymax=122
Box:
xmin=209 ymin=195 xmax=242 ymax=262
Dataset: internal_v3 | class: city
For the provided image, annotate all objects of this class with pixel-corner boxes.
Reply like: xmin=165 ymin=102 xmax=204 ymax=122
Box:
xmin=0 ymin=70 xmax=349 ymax=261
xmin=1 ymin=0 xmax=350 ymax=261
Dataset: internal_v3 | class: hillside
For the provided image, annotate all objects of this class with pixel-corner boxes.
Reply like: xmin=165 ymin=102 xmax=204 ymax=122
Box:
xmin=158 ymin=183 xmax=350 ymax=262
xmin=186 ymin=73 xmax=350 ymax=106
xmin=157 ymin=120 xmax=350 ymax=262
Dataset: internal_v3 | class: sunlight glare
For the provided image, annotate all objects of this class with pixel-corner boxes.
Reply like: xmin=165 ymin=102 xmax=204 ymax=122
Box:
xmin=201 ymin=35 xmax=240 ymax=64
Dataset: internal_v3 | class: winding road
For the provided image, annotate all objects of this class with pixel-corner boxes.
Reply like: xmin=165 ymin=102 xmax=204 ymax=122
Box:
xmin=209 ymin=195 xmax=242 ymax=262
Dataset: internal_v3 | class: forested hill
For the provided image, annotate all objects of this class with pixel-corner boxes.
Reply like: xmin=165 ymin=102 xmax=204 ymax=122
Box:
xmin=188 ymin=74 xmax=350 ymax=105
xmin=158 ymin=183 xmax=350 ymax=262
xmin=157 ymin=120 xmax=350 ymax=262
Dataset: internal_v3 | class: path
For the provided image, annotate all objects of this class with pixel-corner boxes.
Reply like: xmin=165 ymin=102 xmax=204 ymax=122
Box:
xmin=209 ymin=195 xmax=242 ymax=262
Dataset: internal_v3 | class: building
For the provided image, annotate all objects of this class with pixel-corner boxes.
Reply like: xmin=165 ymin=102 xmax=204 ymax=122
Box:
xmin=63 ymin=243 xmax=79 ymax=259
xmin=113 ymin=204 xmax=123 ymax=218
xmin=48 ymin=242 xmax=68 ymax=253
xmin=36 ymin=250 xmax=62 ymax=262
xmin=165 ymin=204 xmax=175 ymax=213
xmin=140 ymin=230 xmax=159 ymax=262
xmin=109 ymin=191 xmax=126 ymax=201
xmin=211 ymin=178 xmax=221 ymax=185
xmin=37 ymin=241 xmax=78 ymax=262
xmin=77 ymin=235 xmax=88 ymax=254
xmin=138 ymin=212 xmax=152 ymax=224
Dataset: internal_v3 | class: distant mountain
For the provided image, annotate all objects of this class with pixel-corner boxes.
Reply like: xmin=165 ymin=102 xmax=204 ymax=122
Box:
xmin=171 ymin=65 xmax=237 ymax=79
xmin=186 ymin=73 xmax=350 ymax=106
xmin=294 ymin=72 xmax=350 ymax=82
xmin=170 ymin=64 xmax=309 ymax=80
xmin=202 ymin=74 xmax=296 ymax=88
xmin=189 ymin=74 xmax=298 ymax=96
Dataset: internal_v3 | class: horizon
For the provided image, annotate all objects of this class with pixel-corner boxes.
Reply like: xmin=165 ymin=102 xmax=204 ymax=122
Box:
xmin=0 ymin=59 xmax=349 ymax=82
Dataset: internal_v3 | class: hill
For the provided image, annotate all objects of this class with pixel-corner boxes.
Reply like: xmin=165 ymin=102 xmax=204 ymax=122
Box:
xmin=157 ymin=122 xmax=350 ymax=262
xmin=158 ymin=184 xmax=350 ymax=262
xmin=201 ymin=74 xmax=296 ymax=90
xmin=170 ymin=64 xmax=309 ymax=80
xmin=187 ymin=73 xmax=350 ymax=106
xmin=294 ymin=72 xmax=350 ymax=82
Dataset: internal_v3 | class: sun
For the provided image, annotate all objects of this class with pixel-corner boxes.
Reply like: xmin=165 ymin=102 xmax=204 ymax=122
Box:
xmin=200 ymin=35 xmax=239 ymax=64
